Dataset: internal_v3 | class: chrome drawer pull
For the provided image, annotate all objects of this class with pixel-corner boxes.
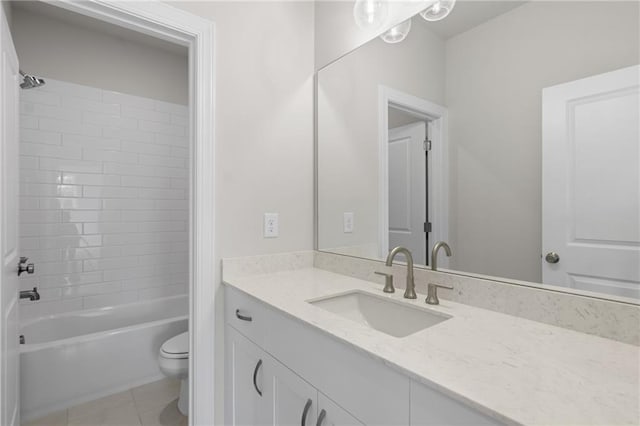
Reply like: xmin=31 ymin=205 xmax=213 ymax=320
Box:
xmin=235 ymin=309 xmax=252 ymax=322
xmin=301 ymin=398 xmax=312 ymax=426
xmin=253 ymin=359 xmax=263 ymax=396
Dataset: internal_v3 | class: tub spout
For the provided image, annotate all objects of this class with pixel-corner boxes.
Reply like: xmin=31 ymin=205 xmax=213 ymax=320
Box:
xmin=20 ymin=287 xmax=40 ymax=301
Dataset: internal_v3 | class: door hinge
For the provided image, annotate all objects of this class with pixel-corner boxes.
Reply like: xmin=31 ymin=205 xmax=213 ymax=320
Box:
xmin=423 ymin=139 xmax=432 ymax=151
xmin=424 ymin=222 xmax=432 ymax=233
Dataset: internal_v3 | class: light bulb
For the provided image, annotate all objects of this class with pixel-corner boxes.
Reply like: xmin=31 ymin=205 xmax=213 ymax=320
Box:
xmin=379 ymin=19 xmax=412 ymax=44
xmin=353 ymin=0 xmax=389 ymax=30
xmin=420 ymin=0 xmax=456 ymax=22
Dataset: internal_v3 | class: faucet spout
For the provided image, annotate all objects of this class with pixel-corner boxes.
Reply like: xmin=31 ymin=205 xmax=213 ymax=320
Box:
xmin=431 ymin=241 xmax=452 ymax=271
xmin=385 ymin=246 xmax=417 ymax=299
xmin=20 ymin=287 xmax=40 ymax=301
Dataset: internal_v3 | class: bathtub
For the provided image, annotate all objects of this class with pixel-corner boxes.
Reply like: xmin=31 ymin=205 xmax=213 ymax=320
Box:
xmin=19 ymin=295 xmax=188 ymax=422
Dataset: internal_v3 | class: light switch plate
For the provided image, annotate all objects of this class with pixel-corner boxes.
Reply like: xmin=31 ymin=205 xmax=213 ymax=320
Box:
xmin=264 ymin=213 xmax=279 ymax=238
xmin=343 ymin=212 xmax=354 ymax=233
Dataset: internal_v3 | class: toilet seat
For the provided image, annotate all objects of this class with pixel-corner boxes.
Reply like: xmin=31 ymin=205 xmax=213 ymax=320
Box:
xmin=160 ymin=331 xmax=188 ymax=359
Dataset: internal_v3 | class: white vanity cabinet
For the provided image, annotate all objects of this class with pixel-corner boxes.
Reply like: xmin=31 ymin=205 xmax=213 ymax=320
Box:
xmin=226 ymin=326 xmax=362 ymax=426
xmin=410 ymin=381 xmax=502 ymax=426
xmin=317 ymin=393 xmax=364 ymax=426
xmin=225 ymin=327 xmax=270 ymax=425
xmin=225 ymin=285 xmax=504 ymax=426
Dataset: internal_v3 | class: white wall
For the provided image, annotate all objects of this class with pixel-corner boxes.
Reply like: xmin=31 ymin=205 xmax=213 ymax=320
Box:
xmin=18 ymin=78 xmax=189 ymax=320
xmin=11 ymin=4 xmax=188 ymax=105
xmin=446 ymin=1 xmax=640 ymax=282
xmin=167 ymin=2 xmax=315 ymax=423
xmin=317 ymin=16 xmax=445 ymax=256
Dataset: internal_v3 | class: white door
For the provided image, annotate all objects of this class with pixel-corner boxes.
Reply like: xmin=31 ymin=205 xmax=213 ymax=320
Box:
xmin=542 ymin=65 xmax=640 ymax=299
xmin=270 ymin=357 xmax=317 ymax=426
xmin=0 ymin=5 xmax=20 ymax=426
xmin=225 ymin=327 xmax=272 ymax=426
xmin=388 ymin=122 xmax=427 ymax=264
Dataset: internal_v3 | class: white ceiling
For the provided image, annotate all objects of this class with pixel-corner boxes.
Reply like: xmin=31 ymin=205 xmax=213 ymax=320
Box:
xmin=11 ymin=1 xmax=188 ymax=57
xmin=419 ymin=1 xmax=528 ymax=40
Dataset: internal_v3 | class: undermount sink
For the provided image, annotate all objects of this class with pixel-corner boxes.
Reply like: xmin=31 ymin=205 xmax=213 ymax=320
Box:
xmin=308 ymin=291 xmax=450 ymax=338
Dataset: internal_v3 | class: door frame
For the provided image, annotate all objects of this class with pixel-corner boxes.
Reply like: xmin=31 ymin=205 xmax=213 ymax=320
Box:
xmin=378 ymin=85 xmax=449 ymax=264
xmin=46 ymin=1 xmax=216 ymax=424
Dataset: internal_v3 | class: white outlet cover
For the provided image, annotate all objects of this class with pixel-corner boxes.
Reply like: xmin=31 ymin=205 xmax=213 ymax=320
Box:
xmin=343 ymin=212 xmax=354 ymax=233
xmin=264 ymin=213 xmax=279 ymax=238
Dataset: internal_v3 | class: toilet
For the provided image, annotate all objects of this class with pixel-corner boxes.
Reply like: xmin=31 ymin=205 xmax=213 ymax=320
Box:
xmin=158 ymin=331 xmax=189 ymax=416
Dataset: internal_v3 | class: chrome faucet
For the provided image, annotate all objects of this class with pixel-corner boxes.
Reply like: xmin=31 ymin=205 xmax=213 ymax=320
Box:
xmin=426 ymin=242 xmax=453 ymax=305
xmin=385 ymin=247 xmax=417 ymax=299
xmin=431 ymin=241 xmax=452 ymax=271
xmin=20 ymin=287 xmax=40 ymax=301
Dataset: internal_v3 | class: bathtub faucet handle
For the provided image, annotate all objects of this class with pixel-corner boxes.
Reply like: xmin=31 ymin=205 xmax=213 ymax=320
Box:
xmin=18 ymin=257 xmax=35 ymax=276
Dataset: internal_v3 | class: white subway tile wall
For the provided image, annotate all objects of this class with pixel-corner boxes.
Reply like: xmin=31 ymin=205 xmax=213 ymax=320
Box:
xmin=18 ymin=78 xmax=189 ymax=321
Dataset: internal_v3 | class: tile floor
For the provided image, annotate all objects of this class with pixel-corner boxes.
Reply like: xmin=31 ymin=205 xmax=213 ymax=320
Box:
xmin=22 ymin=378 xmax=187 ymax=426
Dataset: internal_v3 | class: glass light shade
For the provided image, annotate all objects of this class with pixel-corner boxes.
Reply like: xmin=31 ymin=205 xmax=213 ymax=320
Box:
xmin=420 ymin=0 xmax=456 ymax=22
xmin=353 ymin=0 xmax=389 ymax=30
xmin=380 ymin=19 xmax=412 ymax=44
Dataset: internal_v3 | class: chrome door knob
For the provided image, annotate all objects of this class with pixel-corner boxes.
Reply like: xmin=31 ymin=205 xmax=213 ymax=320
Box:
xmin=545 ymin=252 xmax=560 ymax=264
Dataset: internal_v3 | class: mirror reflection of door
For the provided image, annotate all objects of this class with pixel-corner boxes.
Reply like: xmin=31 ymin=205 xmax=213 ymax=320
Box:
xmin=387 ymin=107 xmax=428 ymax=265
xmin=542 ymin=65 xmax=640 ymax=299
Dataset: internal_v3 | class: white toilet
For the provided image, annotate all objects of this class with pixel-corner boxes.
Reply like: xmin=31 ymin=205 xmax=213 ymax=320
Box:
xmin=158 ymin=331 xmax=189 ymax=416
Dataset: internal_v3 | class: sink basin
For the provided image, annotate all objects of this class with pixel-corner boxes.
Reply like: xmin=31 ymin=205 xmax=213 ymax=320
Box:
xmin=308 ymin=291 xmax=450 ymax=338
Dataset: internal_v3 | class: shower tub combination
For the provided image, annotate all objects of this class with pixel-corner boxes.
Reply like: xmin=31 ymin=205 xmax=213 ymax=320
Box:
xmin=19 ymin=295 xmax=188 ymax=422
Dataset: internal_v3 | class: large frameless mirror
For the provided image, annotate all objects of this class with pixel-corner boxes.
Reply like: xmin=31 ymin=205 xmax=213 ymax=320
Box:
xmin=316 ymin=0 xmax=640 ymax=303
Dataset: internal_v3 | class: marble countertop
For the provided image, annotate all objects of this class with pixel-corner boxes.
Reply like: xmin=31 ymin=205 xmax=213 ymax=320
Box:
xmin=223 ymin=267 xmax=639 ymax=426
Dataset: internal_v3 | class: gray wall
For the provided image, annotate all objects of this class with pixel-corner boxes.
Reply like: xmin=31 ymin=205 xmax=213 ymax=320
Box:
xmin=446 ymin=1 xmax=640 ymax=281
xmin=12 ymin=4 xmax=188 ymax=105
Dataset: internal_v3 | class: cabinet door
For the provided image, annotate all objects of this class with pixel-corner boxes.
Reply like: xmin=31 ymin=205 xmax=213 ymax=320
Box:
xmin=316 ymin=392 xmax=364 ymax=426
xmin=410 ymin=381 xmax=503 ymax=425
xmin=270 ymin=358 xmax=318 ymax=426
xmin=226 ymin=327 xmax=272 ymax=426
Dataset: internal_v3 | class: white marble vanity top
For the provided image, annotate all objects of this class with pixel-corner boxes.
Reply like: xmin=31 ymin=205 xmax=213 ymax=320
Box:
xmin=223 ymin=267 xmax=640 ymax=426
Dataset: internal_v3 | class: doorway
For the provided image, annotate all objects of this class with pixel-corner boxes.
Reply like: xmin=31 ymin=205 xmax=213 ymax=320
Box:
xmin=378 ymin=86 xmax=449 ymax=267
xmin=0 ymin=2 xmax=215 ymax=425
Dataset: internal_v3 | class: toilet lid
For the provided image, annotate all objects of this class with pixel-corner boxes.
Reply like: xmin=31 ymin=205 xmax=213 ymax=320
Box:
xmin=161 ymin=331 xmax=188 ymax=358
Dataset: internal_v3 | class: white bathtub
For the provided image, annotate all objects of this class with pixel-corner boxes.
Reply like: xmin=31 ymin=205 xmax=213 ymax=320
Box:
xmin=19 ymin=295 xmax=188 ymax=422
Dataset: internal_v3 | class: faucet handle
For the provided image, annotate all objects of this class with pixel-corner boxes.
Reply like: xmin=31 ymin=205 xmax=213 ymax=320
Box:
xmin=374 ymin=271 xmax=395 ymax=293
xmin=425 ymin=283 xmax=453 ymax=305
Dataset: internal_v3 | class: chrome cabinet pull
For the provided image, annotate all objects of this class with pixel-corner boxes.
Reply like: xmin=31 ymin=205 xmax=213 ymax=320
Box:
xmin=301 ymin=398 xmax=312 ymax=426
xmin=316 ymin=409 xmax=326 ymax=426
xmin=235 ymin=309 xmax=252 ymax=322
xmin=252 ymin=359 xmax=263 ymax=396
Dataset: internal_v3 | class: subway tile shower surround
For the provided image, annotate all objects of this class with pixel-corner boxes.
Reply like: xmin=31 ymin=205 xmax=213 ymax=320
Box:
xmin=18 ymin=78 xmax=188 ymax=321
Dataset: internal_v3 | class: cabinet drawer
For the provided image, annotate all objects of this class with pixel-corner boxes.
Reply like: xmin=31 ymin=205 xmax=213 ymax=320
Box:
xmin=225 ymin=285 xmax=270 ymax=347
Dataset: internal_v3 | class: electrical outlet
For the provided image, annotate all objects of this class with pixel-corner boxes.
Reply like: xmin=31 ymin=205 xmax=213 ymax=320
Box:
xmin=343 ymin=212 xmax=354 ymax=233
xmin=264 ymin=213 xmax=279 ymax=238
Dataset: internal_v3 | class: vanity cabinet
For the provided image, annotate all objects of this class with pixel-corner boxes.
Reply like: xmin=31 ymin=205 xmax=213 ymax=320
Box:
xmin=410 ymin=381 xmax=502 ymax=426
xmin=225 ymin=327 xmax=270 ymax=425
xmin=225 ymin=285 xmax=503 ymax=426
xmin=226 ymin=326 xmax=362 ymax=426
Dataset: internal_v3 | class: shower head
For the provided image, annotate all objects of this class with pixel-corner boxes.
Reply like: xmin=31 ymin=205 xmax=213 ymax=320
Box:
xmin=19 ymin=70 xmax=45 ymax=89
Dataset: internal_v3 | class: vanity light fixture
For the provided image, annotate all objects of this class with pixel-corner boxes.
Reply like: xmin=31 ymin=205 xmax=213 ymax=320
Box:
xmin=420 ymin=0 xmax=456 ymax=22
xmin=380 ymin=18 xmax=412 ymax=44
xmin=353 ymin=0 xmax=389 ymax=30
